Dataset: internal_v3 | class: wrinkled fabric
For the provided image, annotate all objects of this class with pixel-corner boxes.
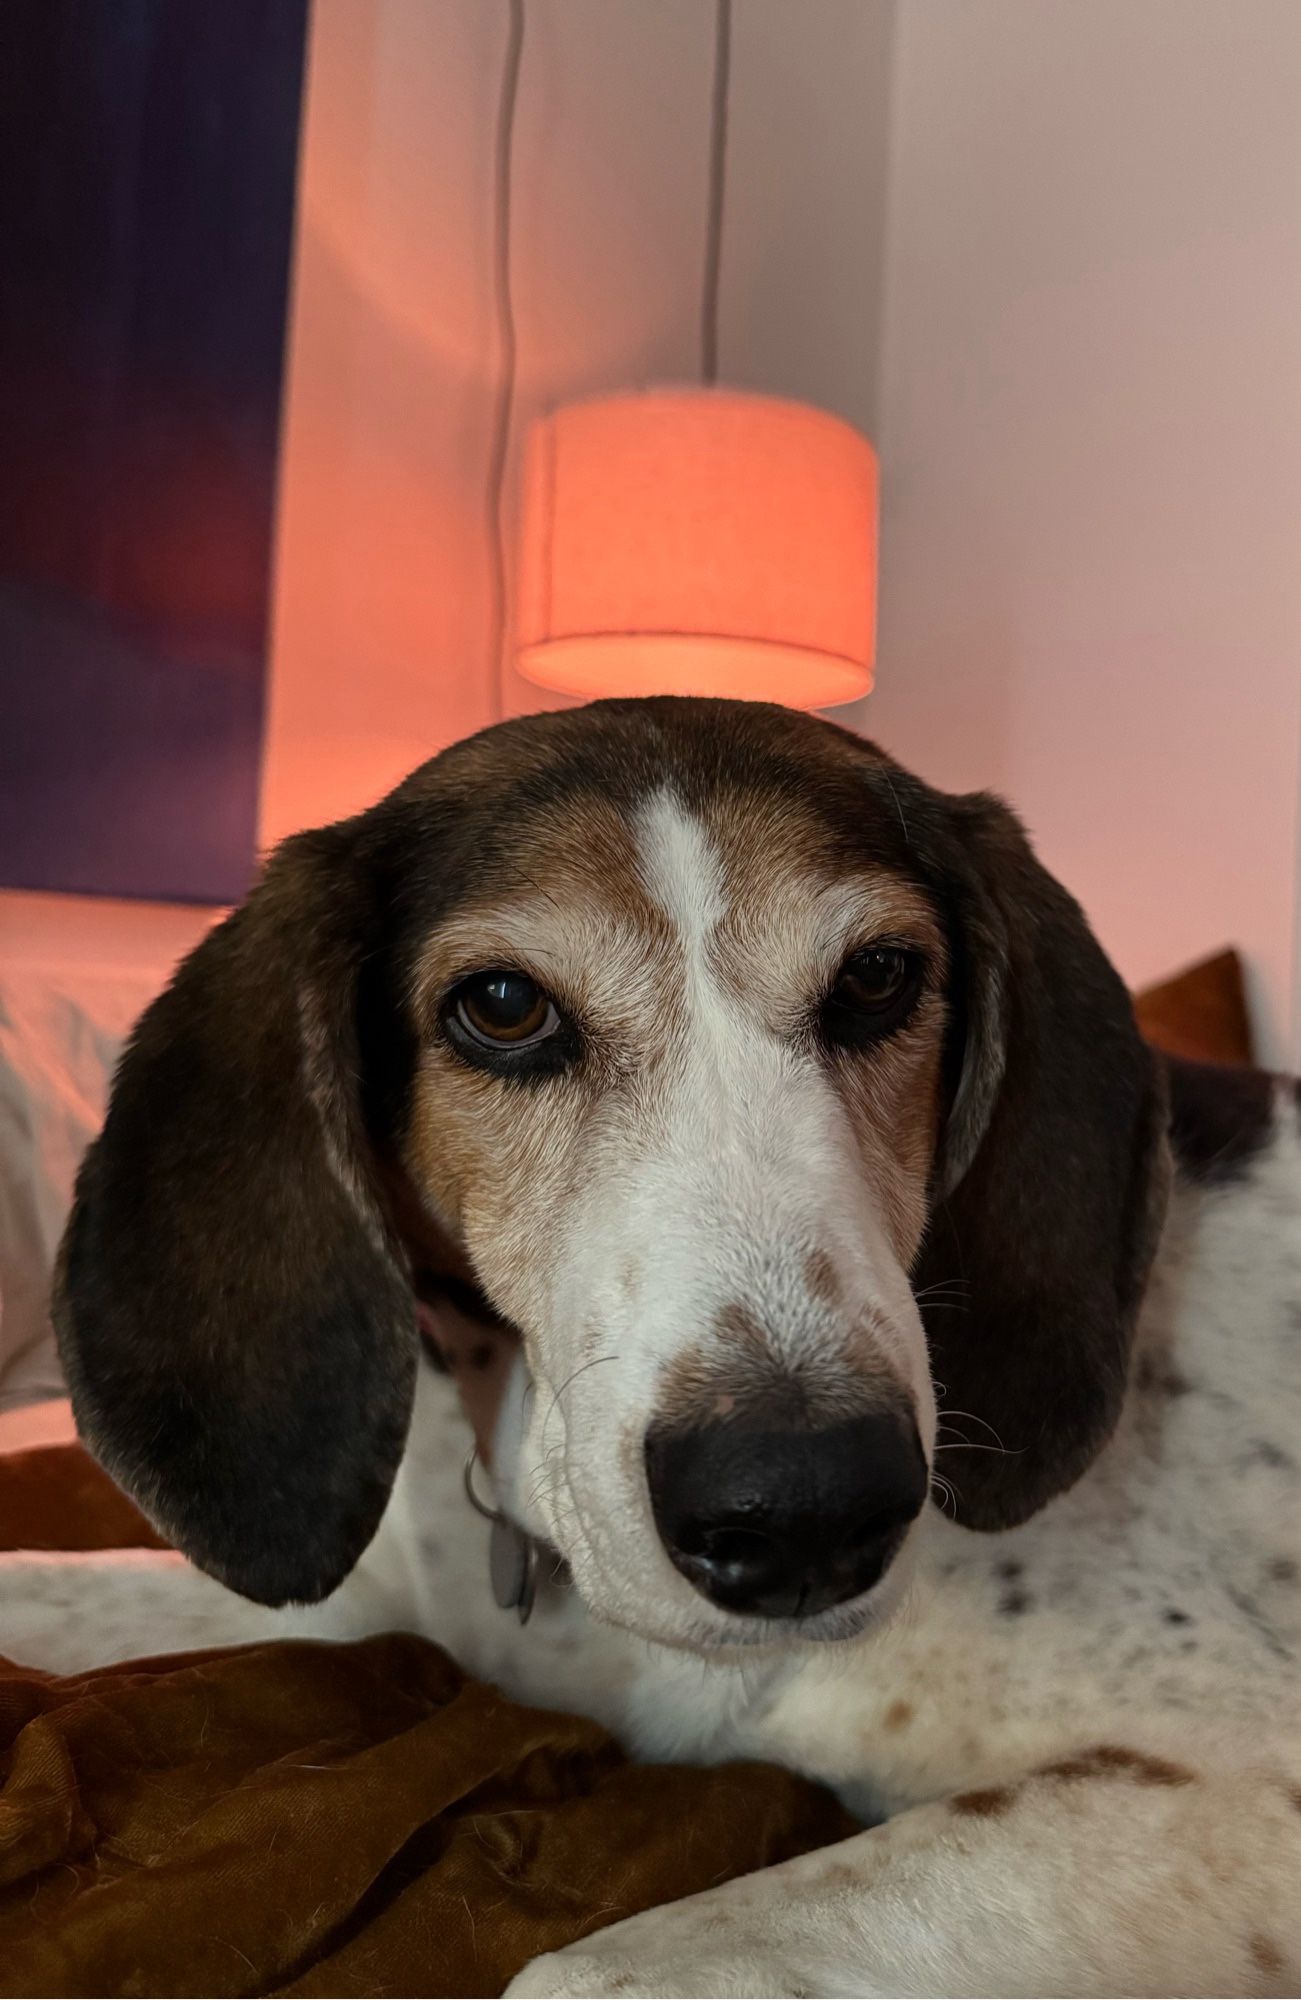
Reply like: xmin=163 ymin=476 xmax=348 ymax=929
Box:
xmin=0 ymin=1452 xmax=855 ymax=2000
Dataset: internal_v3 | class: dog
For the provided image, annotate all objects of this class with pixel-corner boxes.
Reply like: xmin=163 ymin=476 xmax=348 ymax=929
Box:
xmin=4 ymin=697 xmax=1299 ymax=1997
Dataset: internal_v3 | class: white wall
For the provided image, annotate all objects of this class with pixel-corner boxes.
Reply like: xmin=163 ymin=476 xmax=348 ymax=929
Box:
xmin=856 ymin=0 xmax=1301 ymax=1063
xmin=261 ymin=0 xmax=893 ymax=848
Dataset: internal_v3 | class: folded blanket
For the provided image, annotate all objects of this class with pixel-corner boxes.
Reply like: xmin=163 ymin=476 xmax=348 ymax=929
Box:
xmin=0 ymin=1635 xmax=855 ymax=1999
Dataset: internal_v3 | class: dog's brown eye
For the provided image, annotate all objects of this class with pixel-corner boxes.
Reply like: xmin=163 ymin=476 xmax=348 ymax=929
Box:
xmin=822 ymin=947 xmax=921 ymax=1047
xmin=453 ymin=971 xmax=558 ymax=1048
xmin=834 ymin=949 xmax=911 ymax=1010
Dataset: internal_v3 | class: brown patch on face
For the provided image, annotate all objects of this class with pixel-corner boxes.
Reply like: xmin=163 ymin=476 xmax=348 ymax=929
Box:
xmin=715 ymin=1301 xmax=770 ymax=1355
xmin=951 ymin=1785 xmax=1016 ymax=1817
xmin=883 ymin=1699 xmax=913 ymax=1732
xmin=1249 ymin=1936 xmax=1285 ymax=1980
xmin=1286 ymin=1785 xmax=1301 ymax=1816
xmin=804 ymin=1248 xmax=841 ymax=1308
xmin=1268 ymin=1556 xmax=1297 ymax=1584
xmin=1041 ymin=1745 xmax=1193 ymax=1787
xmin=402 ymin=792 xmax=687 ymax=1318
xmin=832 ymin=1019 xmax=946 ymax=1264
xmin=656 ymin=1301 xmax=907 ymax=1433
xmin=656 ymin=1308 xmax=784 ymax=1428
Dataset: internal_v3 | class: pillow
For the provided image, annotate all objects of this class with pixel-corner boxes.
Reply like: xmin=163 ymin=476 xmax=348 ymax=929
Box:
xmin=0 ymin=894 xmax=218 ymax=1415
xmin=1131 ymin=947 xmax=1255 ymax=1067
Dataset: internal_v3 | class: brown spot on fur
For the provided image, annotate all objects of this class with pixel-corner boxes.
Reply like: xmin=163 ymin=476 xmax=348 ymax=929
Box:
xmin=1135 ymin=1355 xmax=1191 ymax=1399
xmin=804 ymin=1248 xmax=841 ymax=1307
xmin=715 ymin=1302 xmax=770 ymax=1355
xmin=1269 ymin=1556 xmax=1297 ymax=1584
xmin=951 ymin=1785 xmax=1016 ymax=1817
xmin=883 ymin=1699 xmax=913 ymax=1732
xmin=1287 ymin=1785 xmax=1301 ymax=1815
xmin=657 ymin=1301 xmax=900 ymax=1432
xmin=1249 ymin=1936 xmax=1284 ymax=1979
xmin=1042 ymin=1745 xmax=1193 ymax=1787
xmin=653 ymin=1308 xmax=770 ymax=1426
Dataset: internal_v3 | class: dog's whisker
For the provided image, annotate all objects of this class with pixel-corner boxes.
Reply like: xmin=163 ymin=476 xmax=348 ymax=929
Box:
xmin=934 ymin=1438 xmax=1020 ymax=1456
xmin=936 ymin=1407 xmax=1009 ymax=1450
xmin=537 ymin=1353 xmax=618 ymax=1449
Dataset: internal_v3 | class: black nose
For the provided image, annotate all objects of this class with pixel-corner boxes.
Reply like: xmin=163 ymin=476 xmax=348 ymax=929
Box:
xmin=645 ymin=1410 xmax=927 ymax=1620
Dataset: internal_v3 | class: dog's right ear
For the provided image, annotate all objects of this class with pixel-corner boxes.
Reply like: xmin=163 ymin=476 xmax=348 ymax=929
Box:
xmin=53 ymin=825 xmax=420 ymax=1607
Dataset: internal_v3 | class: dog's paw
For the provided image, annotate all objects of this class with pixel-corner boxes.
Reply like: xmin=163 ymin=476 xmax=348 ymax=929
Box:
xmin=505 ymin=1944 xmax=828 ymax=1998
xmin=504 ymin=1950 xmax=637 ymax=1997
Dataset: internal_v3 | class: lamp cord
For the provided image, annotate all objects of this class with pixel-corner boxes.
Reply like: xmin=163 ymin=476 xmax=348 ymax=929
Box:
xmin=488 ymin=0 xmax=729 ymax=717
xmin=486 ymin=0 xmax=525 ymax=723
xmin=701 ymin=0 xmax=732 ymax=386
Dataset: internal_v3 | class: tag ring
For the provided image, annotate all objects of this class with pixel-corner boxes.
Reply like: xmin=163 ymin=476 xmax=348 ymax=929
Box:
xmin=463 ymin=1447 xmax=538 ymax=1625
xmin=463 ymin=1446 xmax=504 ymax=1524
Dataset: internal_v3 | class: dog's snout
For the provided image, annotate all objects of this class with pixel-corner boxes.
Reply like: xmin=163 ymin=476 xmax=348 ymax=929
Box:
xmin=645 ymin=1409 xmax=928 ymax=1620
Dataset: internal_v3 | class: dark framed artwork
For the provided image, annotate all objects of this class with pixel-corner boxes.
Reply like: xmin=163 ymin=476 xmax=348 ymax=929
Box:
xmin=0 ymin=0 xmax=309 ymax=902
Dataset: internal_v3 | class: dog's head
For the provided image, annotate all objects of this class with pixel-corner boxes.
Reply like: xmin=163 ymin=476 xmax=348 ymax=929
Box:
xmin=54 ymin=700 xmax=1169 ymax=1651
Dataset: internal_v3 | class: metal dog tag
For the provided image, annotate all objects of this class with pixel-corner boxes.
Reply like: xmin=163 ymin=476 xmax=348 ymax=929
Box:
xmin=490 ymin=1515 xmax=538 ymax=1624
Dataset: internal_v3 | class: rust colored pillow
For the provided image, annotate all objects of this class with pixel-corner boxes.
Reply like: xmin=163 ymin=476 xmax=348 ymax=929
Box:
xmin=1133 ymin=947 xmax=1255 ymax=1067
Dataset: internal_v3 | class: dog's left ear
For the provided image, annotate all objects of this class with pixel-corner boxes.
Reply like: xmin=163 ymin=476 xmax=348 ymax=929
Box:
xmin=895 ymin=778 xmax=1170 ymax=1530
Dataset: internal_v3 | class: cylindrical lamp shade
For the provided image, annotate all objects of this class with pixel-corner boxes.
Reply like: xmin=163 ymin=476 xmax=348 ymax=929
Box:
xmin=516 ymin=389 xmax=877 ymax=709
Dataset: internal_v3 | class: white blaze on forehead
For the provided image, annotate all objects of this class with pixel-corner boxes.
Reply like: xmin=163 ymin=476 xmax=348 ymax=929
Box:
xmin=634 ymin=790 xmax=729 ymax=952
xmin=629 ymin=789 xmax=813 ymax=1216
xmin=631 ymin=790 xmax=751 ymax=1116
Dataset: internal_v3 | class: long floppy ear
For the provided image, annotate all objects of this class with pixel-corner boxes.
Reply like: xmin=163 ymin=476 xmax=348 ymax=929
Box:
xmin=906 ymin=786 xmax=1171 ymax=1530
xmin=52 ymin=825 xmax=420 ymax=1606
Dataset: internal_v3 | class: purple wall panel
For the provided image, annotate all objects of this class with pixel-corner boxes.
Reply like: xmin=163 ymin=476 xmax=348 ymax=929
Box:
xmin=0 ymin=0 xmax=308 ymax=902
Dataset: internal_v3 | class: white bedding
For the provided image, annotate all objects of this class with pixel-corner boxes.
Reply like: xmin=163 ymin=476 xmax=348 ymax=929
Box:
xmin=0 ymin=890 xmax=220 ymax=1416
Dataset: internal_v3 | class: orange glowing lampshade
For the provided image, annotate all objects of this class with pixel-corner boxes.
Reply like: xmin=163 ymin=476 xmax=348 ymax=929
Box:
xmin=515 ymin=388 xmax=877 ymax=709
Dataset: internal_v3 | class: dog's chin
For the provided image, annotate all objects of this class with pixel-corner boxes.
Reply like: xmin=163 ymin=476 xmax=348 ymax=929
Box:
xmin=563 ymin=1524 xmax=919 ymax=1661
